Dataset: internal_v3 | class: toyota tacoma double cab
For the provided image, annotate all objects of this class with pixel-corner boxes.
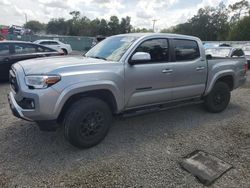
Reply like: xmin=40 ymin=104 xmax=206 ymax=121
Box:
xmin=8 ymin=33 xmax=247 ymax=148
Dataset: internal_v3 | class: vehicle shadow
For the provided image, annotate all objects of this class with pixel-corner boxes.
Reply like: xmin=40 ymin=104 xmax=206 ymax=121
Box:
xmin=0 ymin=80 xmax=9 ymax=84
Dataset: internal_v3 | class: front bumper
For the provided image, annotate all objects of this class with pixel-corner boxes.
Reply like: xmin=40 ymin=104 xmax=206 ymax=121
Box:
xmin=8 ymin=92 xmax=33 ymax=121
xmin=8 ymin=63 xmax=62 ymax=121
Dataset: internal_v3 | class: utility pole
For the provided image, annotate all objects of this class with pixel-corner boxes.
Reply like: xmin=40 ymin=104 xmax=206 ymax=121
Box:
xmin=152 ymin=19 xmax=158 ymax=32
xmin=24 ymin=13 xmax=27 ymax=26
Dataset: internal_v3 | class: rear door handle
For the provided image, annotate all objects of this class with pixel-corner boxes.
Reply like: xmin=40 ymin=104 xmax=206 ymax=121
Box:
xmin=162 ymin=69 xmax=173 ymax=73
xmin=196 ymin=66 xmax=205 ymax=71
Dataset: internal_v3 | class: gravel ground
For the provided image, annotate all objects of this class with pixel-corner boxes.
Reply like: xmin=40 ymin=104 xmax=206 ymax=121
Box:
xmin=0 ymin=76 xmax=250 ymax=188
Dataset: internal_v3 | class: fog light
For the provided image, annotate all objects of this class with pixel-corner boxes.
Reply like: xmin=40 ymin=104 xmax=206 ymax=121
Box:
xmin=17 ymin=98 xmax=35 ymax=109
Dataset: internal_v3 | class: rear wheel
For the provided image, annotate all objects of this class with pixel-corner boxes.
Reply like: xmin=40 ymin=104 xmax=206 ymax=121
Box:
xmin=63 ymin=97 xmax=112 ymax=149
xmin=204 ymin=82 xmax=231 ymax=113
xmin=62 ymin=49 xmax=68 ymax=55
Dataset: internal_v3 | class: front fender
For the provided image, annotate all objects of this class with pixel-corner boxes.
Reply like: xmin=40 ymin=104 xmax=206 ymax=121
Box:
xmin=204 ymin=70 xmax=235 ymax=96
xmin=52 ymin=80 xmax=123 ymax=118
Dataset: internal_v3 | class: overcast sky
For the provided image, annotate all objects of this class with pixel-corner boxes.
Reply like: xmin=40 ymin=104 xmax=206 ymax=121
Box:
xmin=0 ymin=0 xmax=246 ymax=30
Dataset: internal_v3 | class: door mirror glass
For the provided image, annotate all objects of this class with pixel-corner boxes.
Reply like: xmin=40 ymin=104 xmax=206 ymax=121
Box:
xmin=129 ymin=52 xmax=151 ymax=64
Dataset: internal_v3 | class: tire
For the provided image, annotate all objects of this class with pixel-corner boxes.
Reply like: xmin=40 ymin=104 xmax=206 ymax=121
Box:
xmin=63 ymin=97 xmax=112 ymax=149
xmin=204 ymin=82 xmax=231 ymax=113
xmin=62 ymin=49 xmax=68 ymax=55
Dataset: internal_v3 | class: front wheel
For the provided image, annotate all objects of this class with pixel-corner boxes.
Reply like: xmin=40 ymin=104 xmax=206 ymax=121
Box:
xmin=63 ymin=97 xmax=112 ymax=149
xmin=62 ymin=49 xmax=68 ymax=55
xmin=204 ymin=82 xmax=231 ymax=113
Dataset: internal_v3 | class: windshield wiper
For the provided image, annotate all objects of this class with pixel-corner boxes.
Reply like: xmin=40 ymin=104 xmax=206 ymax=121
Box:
xmin=88 ymin=56 xmax=107 ymax=60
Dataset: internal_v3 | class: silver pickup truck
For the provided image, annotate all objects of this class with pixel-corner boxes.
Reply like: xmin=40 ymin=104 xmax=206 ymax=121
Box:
xmin=8 ymin=33 xmax=247 ymax=148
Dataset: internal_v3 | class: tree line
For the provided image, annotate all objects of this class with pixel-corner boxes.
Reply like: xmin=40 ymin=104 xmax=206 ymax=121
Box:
xmin=161 ymin=0 xmax=250 ymax=41
xmin=24 ymin=0 xmax=250 ymax=41
xmin=24 ymin=11 xmax=133 ymax=37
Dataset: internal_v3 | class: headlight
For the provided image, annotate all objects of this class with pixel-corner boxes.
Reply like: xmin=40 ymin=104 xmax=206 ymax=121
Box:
xmin=25 ymin=75 xmax=61 ymax=89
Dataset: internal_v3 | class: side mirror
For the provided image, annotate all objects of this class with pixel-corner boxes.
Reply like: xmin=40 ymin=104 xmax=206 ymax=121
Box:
xmin=206 ymin=54 xmax=212 ymax=60
xmin=129 ymin=52 xmax=151 ymax=65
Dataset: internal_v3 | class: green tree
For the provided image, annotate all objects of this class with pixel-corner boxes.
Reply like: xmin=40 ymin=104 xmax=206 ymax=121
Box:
xmin=228 ymin=16 xmax=250 ymax=40
xmin=108 ymin=16 xmax=120 ymax=35
xmin=46 ymin=18 xmax=68 ymax=35
xmin=70 ymin=11 xmax=81 ymax=20
xmin=170 ymin=3 xmax=229 ymax=41
xmin=89 ymin=18 xmax=101 ymax=36
xmin=24 ymin=20 xmax=45 ymax=33
xmin=229 ymin=0 xmax=249 ymax=23
xmin=120 ymin=16 xmax=132 ymax=33
xmin=99 ymin=19 xmax=109 ymax=36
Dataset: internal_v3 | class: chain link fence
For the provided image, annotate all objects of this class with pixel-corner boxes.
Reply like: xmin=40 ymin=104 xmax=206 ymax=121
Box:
xmin=7 ymin=34 xmax=95 ymax=52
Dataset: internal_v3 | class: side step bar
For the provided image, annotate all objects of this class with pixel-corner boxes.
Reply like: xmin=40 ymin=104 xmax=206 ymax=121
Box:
xmin=122 ymin=99 xmax=203 ymax=118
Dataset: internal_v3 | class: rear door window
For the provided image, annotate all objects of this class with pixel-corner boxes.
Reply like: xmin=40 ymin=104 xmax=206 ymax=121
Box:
xmin=14 ymin=43 xmax=37 ymax=54
xmin=49 ymin=41 xmax=59 ymax=45
xmin=173 ymin=39 xmax=200 ymax=61
xmin=0 ymin=43 xmax=10 ymax=56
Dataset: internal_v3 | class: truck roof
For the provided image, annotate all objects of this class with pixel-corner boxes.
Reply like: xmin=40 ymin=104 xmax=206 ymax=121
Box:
xmin=114 ymin=33 xmax=201 ymax=41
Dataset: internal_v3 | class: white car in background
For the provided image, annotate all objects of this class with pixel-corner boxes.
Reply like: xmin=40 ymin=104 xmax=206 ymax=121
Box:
xmin=242 ymin=44 xmax=250 ymax=66
xmin=34 ymin=40 xmax=72 ymax=55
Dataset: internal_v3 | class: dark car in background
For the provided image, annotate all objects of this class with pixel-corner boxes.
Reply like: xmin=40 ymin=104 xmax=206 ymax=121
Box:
xmin=0 ymin=41 xmax=62 ymax=81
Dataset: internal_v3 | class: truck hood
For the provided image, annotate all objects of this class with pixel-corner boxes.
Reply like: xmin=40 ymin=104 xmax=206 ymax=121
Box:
xmin=17 ymin=56 xmax=109 ymax=75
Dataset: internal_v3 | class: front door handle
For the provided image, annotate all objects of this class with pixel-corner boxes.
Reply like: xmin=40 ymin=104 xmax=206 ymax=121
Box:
xmin=196 ymin=66 xmax=205 ymax=71
xmin=162 ymin=69 xmax=173 ymax=73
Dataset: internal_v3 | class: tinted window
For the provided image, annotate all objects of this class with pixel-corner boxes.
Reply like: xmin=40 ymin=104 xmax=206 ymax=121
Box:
xmin=0 ymin=44 xmax=10 ymax=55
xmin=36 ymin=45 xmax=54 ymax=52
xmin=14 ymin=43 xmax=36 ymax=54
xmin=40 ymin=41 xmax=59 ymax=45
xmin=135 ymin=39 xmax=169 ymax=62
xmin=40 ymin=41 xmax=50 ymax=45
xmin=49 ymin=41 xmax=59 ymax=45
xmin=174 ymin=39 xmax=200 ymax=61
xmin=231 ymin=49 xmax=244 ymax=57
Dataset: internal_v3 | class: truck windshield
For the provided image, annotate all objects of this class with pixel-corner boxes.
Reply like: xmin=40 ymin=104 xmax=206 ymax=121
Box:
xmin=85 ymin=36 xmax=139 ymax=62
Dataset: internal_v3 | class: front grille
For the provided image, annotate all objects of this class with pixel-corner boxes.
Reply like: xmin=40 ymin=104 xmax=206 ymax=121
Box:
xmin=9 ymin=69 xmax=19 ymax=93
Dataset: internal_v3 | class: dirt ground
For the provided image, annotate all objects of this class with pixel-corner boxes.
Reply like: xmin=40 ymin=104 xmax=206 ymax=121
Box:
xmin=0 ymin=75 xmax=249 ymax=187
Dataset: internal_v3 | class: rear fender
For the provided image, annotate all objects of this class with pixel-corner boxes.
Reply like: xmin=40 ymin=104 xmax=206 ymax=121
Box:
xmin=204 ymin=70 xmax=235 ymax=96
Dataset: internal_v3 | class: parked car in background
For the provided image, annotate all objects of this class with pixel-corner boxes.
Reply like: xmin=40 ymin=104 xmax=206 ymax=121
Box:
xmin=8 ymin=33 xmax=247 ymax=148
xmin=205 ymin=47 xmax=245 ymax=59
xmin=34 ymin=40 xmax=72 ymax=55
xmin=203 ymin=42 xmax=219 ymax=49
xmin=219 ymin=43 xmax=232 ymax=47
xmin=0 ymin=41 xmax=62 ymax=81
xmin=242 ymin=45 xmax=250 ymax=67
xmin=203 ymin=43 xmax=232 ymax=49
xmin=91 ymin=35 xmax=107 ymax=47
